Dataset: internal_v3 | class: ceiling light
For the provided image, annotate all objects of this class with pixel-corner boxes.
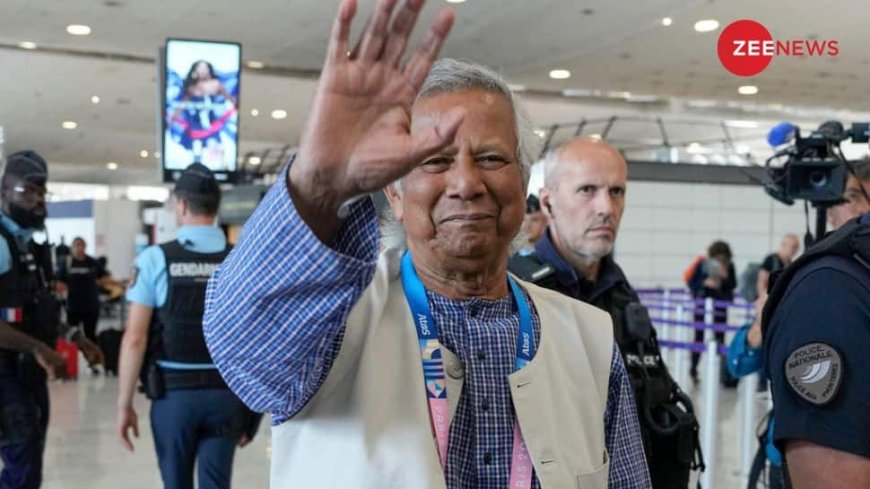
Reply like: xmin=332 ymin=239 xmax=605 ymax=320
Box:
xmin=106 ymin=162 xmax=118 ymax=170
xmin=738 ymin=85 xmax=759 ymax=95
xmin=66 ymin=24 xmax=92 ymax=36
xmin=271 ymin=109 xmax=288 ymax=120
xmin=139 ymin=150 xmax=149 ymax=158
xmin=249 ymin=156 xmax=262 ymax=166
xmin=246 ymin=60 xmax=266 ymax=69
xmin=725 ymin=120 xmax=760 ymax=128
xmin=446 ymin=0 xmax=467 ymax=3
xmin=154 ymin=151 xmax=161 ymax=158
xmin=18 ymin=41 xmax=37 ymax=50
xmin=589 ymin=134 xmax=602 ymax=140
xmin=61 ymin=121 xmax=77 ymax=130
xmin=735 ymin=144 xmax=751 ymax=154
xmin=508 ymin=84 xmax=527 ymax=92
xmin=251 ymin=109 xmax=259 ymax=117
xmin=694 ymin=20 xmax=719 ymax=33
xmin=533 ymin=129 xmax=546 ymax=139
xmin=662 ymin=17 xmax=673 ymax=27
xmin=549 ymin=69 xmax=571 ymax=80
xmin=91 ymin=95 xmax=100 ymax=104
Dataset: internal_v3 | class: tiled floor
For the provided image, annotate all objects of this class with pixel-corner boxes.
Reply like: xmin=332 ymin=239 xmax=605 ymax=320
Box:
xmin=33 ymin=369 xmax=764 ymax=488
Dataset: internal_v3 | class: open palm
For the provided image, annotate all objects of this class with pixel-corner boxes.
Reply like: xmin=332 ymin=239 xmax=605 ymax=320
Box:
xmin=293 ymin=0 xmax=463 ymax=212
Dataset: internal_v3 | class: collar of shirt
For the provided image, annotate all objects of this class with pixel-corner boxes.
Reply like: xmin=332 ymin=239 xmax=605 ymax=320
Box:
xmin=0 ymin=212 xmax=35 ymax=250
xmin=176 ymin=225 xmax=227 ymax=253
xmin=534 ymin=228 xmax=629 ymax=303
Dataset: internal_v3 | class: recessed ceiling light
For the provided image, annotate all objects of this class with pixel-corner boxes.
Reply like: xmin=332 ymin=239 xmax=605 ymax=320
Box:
xmin=694 ymin=20 xmax=719 ymax=33
xmin=533 ymin=129 xmax=546 ymax=139
xmin=61 ymin=121 xmax=77 ymax=130
xmin=91 ymin=95 xmax=100 ymax=104
xmin=446 ymin=0 xmax=467 ymax=3
xmin=18 ymin=41 xmax=37 ymax=50
xmin=251 ymin=109 xmax=259 ymax=117
xmin=725 ymin=120 xmax=760 ymax=128
xmin=139 ymin=150 xmax=149 ymax=158
xmin=738 ymin=85 xmax=759 ymax=95
xmin=589 ymin=134 xmax=602 ymax=140
xmin=246 ymin=60 xmax=266 ymax=69
xmin=106 ymin=162 xmax=118 ymax=170
xmin=66 ymin=24 xmax=92 ymax=36
xmin=249 ymin=156 xmax=262 ymax=165
xmin=549 ymin=69 xmax=571 ymax=80
xmin=154 ymin=151 xmax=161 ymax=159
xmin=271 ymin=109 xmax=288 ymax=120
xmin=662 ymin=17 xmax=673 ymax=27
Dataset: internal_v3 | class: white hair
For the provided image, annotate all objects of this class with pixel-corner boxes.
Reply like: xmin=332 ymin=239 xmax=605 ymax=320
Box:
xmin=382 ymin=58 xmax=538 ymax=252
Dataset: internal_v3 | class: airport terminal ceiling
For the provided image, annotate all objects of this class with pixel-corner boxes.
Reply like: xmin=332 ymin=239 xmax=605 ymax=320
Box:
xmin=1 ymin=0 xmax=870 ymax=185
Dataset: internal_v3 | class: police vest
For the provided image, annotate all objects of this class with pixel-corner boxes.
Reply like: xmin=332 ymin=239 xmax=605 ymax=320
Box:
xmin=762 ymin=214 xmax=870 ymax=338
xmin=0 ymin=224 xmax=60 ymax=347
xmin=509 ymin=252 xmax=705 ymax=488
xmin=152 ymin=240 xmax=231 ymax=365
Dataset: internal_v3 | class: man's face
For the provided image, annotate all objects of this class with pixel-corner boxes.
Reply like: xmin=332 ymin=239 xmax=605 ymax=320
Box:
xmin=520 ymin=210 xmax=546 ymax=244
xmin=781 ymin=235 xmax=800 ymax=260
xmin=540 ymin=142 xmax=627 ymax=262
xmin=386 ymin=90 xmax=524 ymax=266
xmin=827 ymin=175 xmax=870 ymax=230
xmin=72 ymin=239 xmax=86 ymax=259
xmin=1 ymin=175 xmax=47 ymax=230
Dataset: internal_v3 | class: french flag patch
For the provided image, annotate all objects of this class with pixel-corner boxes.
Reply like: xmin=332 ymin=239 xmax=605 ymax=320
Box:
xmin=1 ymin=308 xmax=23 ymax=323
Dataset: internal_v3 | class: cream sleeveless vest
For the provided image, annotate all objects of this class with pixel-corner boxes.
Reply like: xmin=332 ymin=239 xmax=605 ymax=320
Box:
xmin=270 ymin=248 xmax=615 ymax=489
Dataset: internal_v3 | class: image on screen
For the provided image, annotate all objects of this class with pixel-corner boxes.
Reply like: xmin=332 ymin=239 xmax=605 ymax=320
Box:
xmin=163 ymin=39 xmax=240 ymax=178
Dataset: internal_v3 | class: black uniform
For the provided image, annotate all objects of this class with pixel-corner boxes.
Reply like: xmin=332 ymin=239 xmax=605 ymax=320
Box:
xmin=509 ymin=230 xmax=703 ymax=489
xmin=0 ymin=222 xmax=62 ymax=489
xmin=762 ymin=214 xmax=870 ymax=486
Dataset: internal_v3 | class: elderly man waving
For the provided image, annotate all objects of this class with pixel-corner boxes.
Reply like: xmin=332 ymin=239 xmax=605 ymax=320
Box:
xmin=203 ymin=0 xmax=649 ymax=488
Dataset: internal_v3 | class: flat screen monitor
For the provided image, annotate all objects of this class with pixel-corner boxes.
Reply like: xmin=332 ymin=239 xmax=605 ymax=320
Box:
xmin=161 ymin=38 xmax=241 ymax=183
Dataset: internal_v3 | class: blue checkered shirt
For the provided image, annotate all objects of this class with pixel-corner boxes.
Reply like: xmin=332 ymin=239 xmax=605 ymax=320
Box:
xmin=204 ymin=169 xmax=651 ymax=488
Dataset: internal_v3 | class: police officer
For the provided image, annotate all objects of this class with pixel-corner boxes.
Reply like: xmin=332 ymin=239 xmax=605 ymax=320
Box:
xmin=0 ymin=150 xmax=103 ymax=489
xmin=762 ymin=209 xmax=870 ymax=488
xmin=116 ymin=164 xmax=259 ymax=489
xmin=509 ymin=137 xmax=702 ymax=488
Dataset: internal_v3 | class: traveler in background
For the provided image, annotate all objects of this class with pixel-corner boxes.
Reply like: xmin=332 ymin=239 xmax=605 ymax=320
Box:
xmin=515 ymin=194 xmax=546 ymax=256
xmin=687 ymin=240 xmax=736 ymax=383
xmin=756 ymin=233 xmax=800 ymax=299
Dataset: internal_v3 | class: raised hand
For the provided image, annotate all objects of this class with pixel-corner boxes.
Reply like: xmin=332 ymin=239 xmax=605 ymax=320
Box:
xmin=289 ymin=0 xmax=463 ymax=241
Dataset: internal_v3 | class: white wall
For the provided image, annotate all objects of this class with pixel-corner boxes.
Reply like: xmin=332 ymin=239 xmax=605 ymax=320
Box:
xmin=92 ymin=200 xmax=142 ymax=280
xmin=617 ymin=181 xmax=808 ymax=288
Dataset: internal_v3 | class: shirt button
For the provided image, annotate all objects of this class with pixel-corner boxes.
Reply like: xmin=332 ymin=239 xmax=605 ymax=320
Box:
xmin=467 ymin=305 xmax=479 ymax=318
xmin=481 ymin=400 xmax=489 ymax=412
xmin=476 ymin=350 xmax=486 ymax=361
xmin=447 ymin=362 xmax=465 ymax=380
xmin=483 ymin=453 xmax=493 ymax=465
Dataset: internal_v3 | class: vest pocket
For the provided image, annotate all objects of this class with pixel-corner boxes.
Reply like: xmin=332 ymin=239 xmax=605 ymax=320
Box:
xmin=575 ymin=452 xmax=609 ymax=489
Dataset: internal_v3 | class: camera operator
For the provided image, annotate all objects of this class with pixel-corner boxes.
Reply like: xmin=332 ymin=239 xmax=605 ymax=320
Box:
xmin=827 ymin=157 xmax=870 ymax=230
xmin=761 ymin=127 xmax=870 ymax=488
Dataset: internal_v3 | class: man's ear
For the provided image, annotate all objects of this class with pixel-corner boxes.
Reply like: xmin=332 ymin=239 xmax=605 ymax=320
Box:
xmin=383 ymin=183 xmax=404 ymax=222
xmin=539 ymin=188 xmax=554 ymax=220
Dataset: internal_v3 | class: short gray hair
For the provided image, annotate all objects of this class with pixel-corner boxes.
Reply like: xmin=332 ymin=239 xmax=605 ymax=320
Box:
xmin=417 ymin=58 xmax=537 ymax=189
xmin=382 ymin=58 xmax=537 ymax=252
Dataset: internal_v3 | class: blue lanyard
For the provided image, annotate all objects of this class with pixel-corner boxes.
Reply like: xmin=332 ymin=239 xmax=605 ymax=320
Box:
xmin=400 ymin=251 xmax=535 ymax=393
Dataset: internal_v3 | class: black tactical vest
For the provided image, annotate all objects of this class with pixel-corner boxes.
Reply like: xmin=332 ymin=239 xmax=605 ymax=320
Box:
xmin=0 ymin=224 xmax=60 ymax=347
xmin=151 ymin=240 xmax=231 ymax=364
xmin=510 ymin=252 xmax=705 ymax=488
